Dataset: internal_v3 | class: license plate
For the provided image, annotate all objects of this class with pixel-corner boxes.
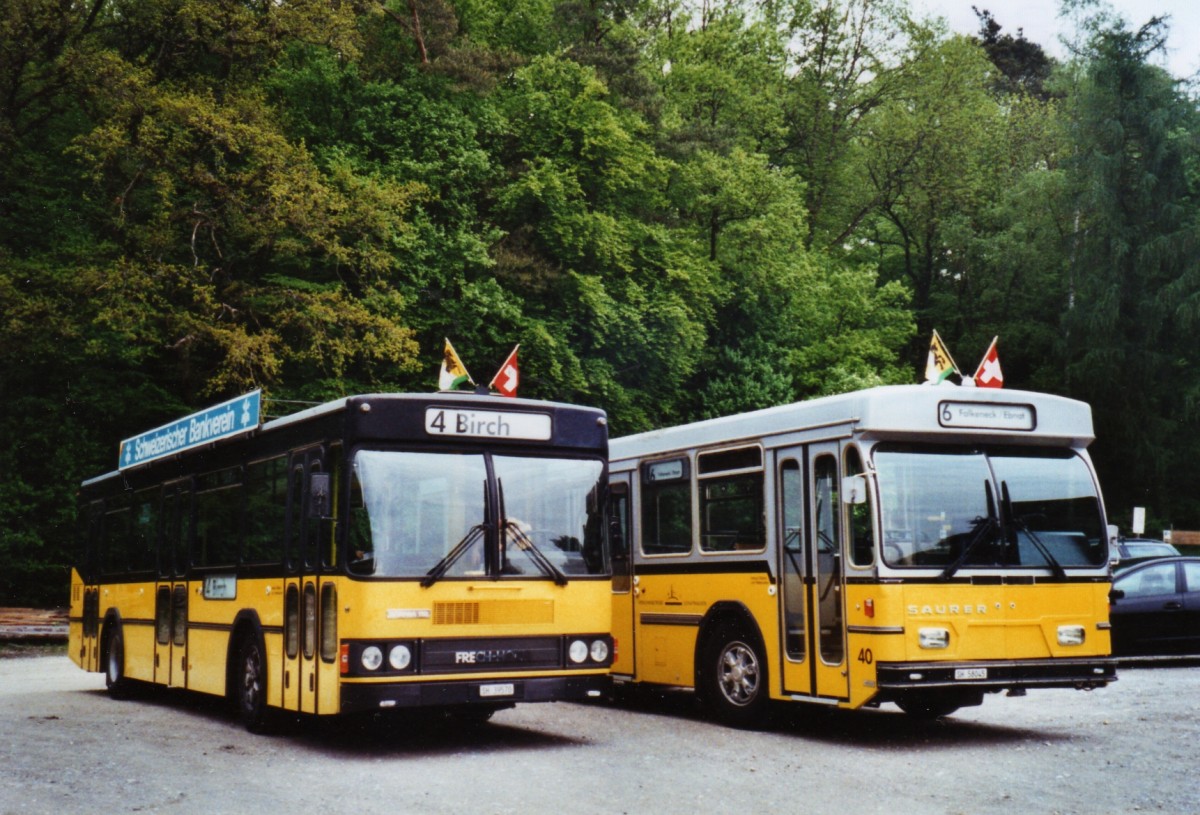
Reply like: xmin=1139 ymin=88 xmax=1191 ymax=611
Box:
xmin=954 ymin=668 xmax=987 ymax=680
xmin=480 ymin=683 xmax=515 ymax=698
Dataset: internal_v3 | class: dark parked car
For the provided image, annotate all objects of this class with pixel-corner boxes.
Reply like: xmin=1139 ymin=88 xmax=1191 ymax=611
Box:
xmin=1109 ymin=556 xmax=1200 ymax=656
xmin=1112 ymin=537 xmax=1180 ymax=571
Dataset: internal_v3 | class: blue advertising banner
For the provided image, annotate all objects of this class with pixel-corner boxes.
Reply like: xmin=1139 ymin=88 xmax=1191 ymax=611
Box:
xmin=119 ymin=390 xmax=262 ymax=470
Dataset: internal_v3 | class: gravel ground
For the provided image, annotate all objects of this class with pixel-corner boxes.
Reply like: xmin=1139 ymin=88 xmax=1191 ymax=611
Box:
xmin=1 ymin=652 xmax=1197 ymax=815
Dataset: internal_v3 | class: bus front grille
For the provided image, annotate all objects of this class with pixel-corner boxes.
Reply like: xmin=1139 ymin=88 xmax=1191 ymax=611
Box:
xmin=433 ymin=600 xmax=554 ymax=626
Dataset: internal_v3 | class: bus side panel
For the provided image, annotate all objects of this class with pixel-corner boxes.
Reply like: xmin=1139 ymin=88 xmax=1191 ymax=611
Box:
xmin=68 ymin=569 xmax=89 ymax=671
xmin=234 ymin=576 xmax=286 ymax=711
xmin=187 ymin=584 xmax=235 ymax=697
xmin=843 ymin=582 xmax=907 ymax=709
xmin=116 ymin=583 xmax=157 ymax=684
xmin=632 ymin=570 xmax=778 ymax=691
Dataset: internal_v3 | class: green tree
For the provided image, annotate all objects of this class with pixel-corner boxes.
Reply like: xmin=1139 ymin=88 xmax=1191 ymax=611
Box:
xmin=848 ymin=34 xmax=1005 ymax=366
xmin=1061 ymin=14 xmax=1200 ymax=528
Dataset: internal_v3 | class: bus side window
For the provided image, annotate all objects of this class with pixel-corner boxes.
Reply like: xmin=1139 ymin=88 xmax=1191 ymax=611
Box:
xmin=101 ymin=495 xmax=132 ymax=575
xmin=286 ymin=463 xmax=304 ymax=571
xmin=244 ymin=456 xmax=288 ymax=565
xmin=347 ymin=463 xmax=375 ymax=575
xmin=845 ymin=447 xmax=875 ymax=567
xmin=132 ymin=489 xmax=158 ymax=573
xmin=317 ymin=452 xmax=340 ymax=570
xmin=82 ymin=501 xmax=103 ymax=582
xmin=194 ymin=467 xmax=242 ymax=568
xmin=640 ymin=459 xmax=692 ymax=556
xmin=610 ymin=481 xmax=630 ymax=591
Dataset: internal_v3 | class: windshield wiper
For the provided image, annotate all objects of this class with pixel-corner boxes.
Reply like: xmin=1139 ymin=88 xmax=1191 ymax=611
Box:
xmin=422 ymin=523 xmax=488 ymax=588
xmin=1001 ymin=481 xmax=1067 ymax=579
xmin=504 ymin=521 xmax=568 ymax=586
xmin=498 ymin=478 xmax=568 ymax=586
xmin=942 ymin=482 xmax=999 ymax=579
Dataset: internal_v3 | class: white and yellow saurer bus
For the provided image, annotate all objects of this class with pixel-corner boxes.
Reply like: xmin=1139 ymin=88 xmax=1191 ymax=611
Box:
xmin=70 ymin=391 xmax=613 ymax=731
xmin=607 ymin=384 xmax=1117 ymax=724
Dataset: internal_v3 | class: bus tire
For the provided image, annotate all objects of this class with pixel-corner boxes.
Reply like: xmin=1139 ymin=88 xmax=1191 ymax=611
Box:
xmin=236 ymin=633 xmax=272 ymax=733
xmin=700 ymin=620 xmax=769 ymax=728
xmin=896 ymin=696 xmax=960 ymax=719
xmin=104 ymin=625 xmax=133 ymax=700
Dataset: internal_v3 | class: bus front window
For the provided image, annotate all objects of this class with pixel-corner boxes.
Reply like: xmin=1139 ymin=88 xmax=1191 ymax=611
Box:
xmin=876 ymin=447 xmax=1106 ymax=569
xmin=350 ymin=450 xmax=487 ymax=577
xmin=990 ymin=452 xmax=1107 ymax=567
xmin=495 ymin=455 xmax=606 ymax=576
xmin=349 ymin=450 xmax=608 ymax=578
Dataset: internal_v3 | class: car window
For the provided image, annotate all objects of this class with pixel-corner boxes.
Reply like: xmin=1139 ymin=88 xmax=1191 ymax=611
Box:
xmin=1117 ymin=562 xmax=1177 ymax=598
xmin=1183 ymin=562 xmax=1200 ymax=593
xmin=1124 ymin=543 xmax=1173 ymax=558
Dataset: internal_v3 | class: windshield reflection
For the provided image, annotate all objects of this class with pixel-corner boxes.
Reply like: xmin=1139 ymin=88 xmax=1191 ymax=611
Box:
xmin=876 ymin=447 xmax=1107 ymax=569
xmin=348 ymin=450 xmax=606 ymax=578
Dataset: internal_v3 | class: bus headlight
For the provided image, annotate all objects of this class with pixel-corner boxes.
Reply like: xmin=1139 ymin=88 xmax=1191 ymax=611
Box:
xmin=389 ymin=644 xmax=412 ymax=670
xmin=568 ymin=639 xmax=589 ymax=664
xmin=590 ymin=639 xmax=609 ymax=663
xmin=1057 ymin=625 xmax=1085 ymax=646
xmin=919 ymin=628 xmax=950 ymax=649
xmin=361 ymin=645 xmax=384 ymax=671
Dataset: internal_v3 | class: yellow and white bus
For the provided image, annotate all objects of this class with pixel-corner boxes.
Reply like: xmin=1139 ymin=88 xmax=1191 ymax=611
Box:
xmin=607 ymin=384 xmax=1117 ymax=724
xmin=70 ymin=391 xmax=613 ymax=731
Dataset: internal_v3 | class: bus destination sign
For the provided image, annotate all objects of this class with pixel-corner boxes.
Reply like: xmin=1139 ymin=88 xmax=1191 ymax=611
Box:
xmin=119 ymin=390 xmax=262 ymax=470
xmin=938 ymin=400 xmax=1035 ymax=432
xmin=425 ymin=407 xmax=552 ymax=441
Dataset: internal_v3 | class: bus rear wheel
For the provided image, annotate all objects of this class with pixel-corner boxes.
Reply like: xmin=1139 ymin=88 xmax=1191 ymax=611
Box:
xmin=237 ymin=634 xmax=272 ymax=733
xmin=700 ymin=620 xmax=769 ymax=728
xmin=104 ymin=626 xmax=133 ymax=700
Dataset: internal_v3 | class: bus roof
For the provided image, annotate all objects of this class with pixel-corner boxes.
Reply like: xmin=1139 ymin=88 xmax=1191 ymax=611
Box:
xmin=261 ymin=390 xmax=603 ymax=432
xmin=83 ymin=391 xmax=607 ymax=488
xmin=609 ymin=384 xmax=1094 ymax=462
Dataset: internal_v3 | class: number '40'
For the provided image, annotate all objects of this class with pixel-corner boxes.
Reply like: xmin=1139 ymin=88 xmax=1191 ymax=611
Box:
xmin=857 ymin=648 xmax=873 ymax=665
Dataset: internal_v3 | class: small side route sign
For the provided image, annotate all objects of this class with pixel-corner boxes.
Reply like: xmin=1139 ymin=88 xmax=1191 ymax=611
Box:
xmin=119 ymin=390 xmax=262 ymax=470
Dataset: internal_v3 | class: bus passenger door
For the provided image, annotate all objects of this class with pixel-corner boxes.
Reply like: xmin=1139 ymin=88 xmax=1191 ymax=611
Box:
xmin=284 ymin=449 xmax=325 ymax=715
xmin=608 ymin=476 xmax=635 ymax=679
xmin=156 ymin=480 xmax=191 ymax=689
xmin=777 ymin=453 xmax=811 ymax=696
xmin=810 ymin=444 xmax=848 ymax=700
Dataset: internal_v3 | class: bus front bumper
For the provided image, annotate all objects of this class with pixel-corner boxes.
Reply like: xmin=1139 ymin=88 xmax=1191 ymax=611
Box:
xmin=875 ymin=657 xmax=1118 ymax=694
xmin=340 ymin=674 xmax=611 ymax=714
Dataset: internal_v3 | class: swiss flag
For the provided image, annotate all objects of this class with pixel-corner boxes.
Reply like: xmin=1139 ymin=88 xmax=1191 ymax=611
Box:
xmin=973 ymin=337 xmax=1003 ymax=388
xmin=489 ymin=345 xmax=520 ymax=397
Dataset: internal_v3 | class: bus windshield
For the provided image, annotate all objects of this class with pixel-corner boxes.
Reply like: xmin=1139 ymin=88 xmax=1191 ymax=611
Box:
xmin=349 ymin=450 xmax=607 ymax=578
xmin=876 ymin=447 xmax=1107 ymax=570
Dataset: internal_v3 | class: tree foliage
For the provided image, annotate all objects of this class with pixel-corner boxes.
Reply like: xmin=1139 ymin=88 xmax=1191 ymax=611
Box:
xmin=3 ymin=0 xmax=1199 ymax=604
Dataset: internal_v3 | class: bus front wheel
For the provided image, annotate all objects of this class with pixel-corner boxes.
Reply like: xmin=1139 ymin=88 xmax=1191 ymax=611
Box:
xmin=895 ymin=694 xmax=964 ymax=719
xmin=700 ymin=620 xmax=769 ymax=728
xmin=237 ymin=634 xmax=272 ymax=733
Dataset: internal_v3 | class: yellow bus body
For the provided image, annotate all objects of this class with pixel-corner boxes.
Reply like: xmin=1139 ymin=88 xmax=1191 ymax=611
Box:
xmin=70 ymin=392 xmax=614 ymax=727
xmin=609 ymin=385 xmax=1117 ymax=722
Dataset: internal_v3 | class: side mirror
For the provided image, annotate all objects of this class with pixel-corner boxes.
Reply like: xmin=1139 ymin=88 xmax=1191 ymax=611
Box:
xmin=1109 ymin=588 xmax=1125 ymax=602
xmin=841 ymin=474 xmax=868 ymax=505
xmin=309 ymin=472 xmax=331 ymax=519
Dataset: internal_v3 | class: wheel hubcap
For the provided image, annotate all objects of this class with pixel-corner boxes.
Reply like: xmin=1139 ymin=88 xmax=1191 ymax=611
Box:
xmin=242 ymin=651 xmax=261 ymax=711
xmin=718 ymin=642 xmax=759 ymax=706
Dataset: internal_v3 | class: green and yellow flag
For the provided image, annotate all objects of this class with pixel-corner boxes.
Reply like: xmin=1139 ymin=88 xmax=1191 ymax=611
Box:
xmin=924 ymin=330 xmax=960 ymax=384
xmin=438 ymin=339 xmax=474 ymax=391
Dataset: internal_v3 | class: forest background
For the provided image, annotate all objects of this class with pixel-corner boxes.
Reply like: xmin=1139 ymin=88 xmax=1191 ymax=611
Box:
xmin=3 ymin=0 xmax=1200 ymax=606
